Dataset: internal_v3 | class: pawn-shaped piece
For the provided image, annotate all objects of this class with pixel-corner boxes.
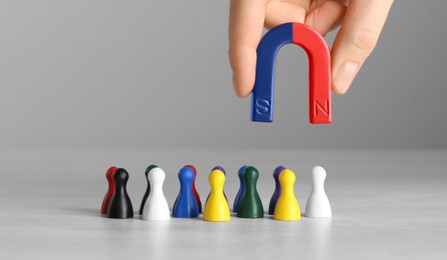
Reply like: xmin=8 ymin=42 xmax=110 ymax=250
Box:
xmin=212 ymin=166 xmax=226 ymax=174
xmin=139 ymin=164 xmax=158 ymax=215
xmin=206 ymin=166 xmax=229 ymax=205
xmin=268 ymin=166 xmax=286 ymax=215
xmin=101 ymin=166 xmax=118 ymax=215
xmin=107 ymin=168 xmax=134 ymax=219
xmin=274 ymin=169 xmax=301 ymax=221
xmin=185 ymin=164 xmax=202 ymax=214
xmin=142 ymin=167 xmax=170 ymax=221
xmin=305 ymin=166 xmax=332 ymax=218
xmin=203 ymin=169 xmax=230 ymax=222
xmin=237 ymin=166 xmax=264 ymax=218
xmin=172 ymin=167 xmax=200 ymax=218
xmin=232 ymin=165 xmax=248 ymax=213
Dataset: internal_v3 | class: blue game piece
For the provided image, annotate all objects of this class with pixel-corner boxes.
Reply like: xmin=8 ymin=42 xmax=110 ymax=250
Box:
xmin=172 ymin=167 xmax=200 ymax=218
xmin=232 ymin=165 xmax=248 ymax=213
xmin=268 ymin=166 xmax=286 ymax=215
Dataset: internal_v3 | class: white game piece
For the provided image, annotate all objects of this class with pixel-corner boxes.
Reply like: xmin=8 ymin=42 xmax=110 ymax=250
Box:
xmin=142 ymin=167 xmax=170 ymax=221
xmin=305 ymin=166 xmax=332 ymax=218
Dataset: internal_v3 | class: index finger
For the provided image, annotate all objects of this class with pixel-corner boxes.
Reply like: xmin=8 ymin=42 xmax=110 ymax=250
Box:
xmin=229 ymin=0 xmax=267 ymax=98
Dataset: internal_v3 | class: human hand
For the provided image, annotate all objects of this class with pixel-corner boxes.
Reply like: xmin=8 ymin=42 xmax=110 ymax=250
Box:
xmin=229 ymin=0 xmax=394 ymax=97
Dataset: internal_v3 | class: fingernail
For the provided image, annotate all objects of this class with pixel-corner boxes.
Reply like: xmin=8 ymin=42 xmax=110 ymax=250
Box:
xmin=334 ymin=62 xmax=359 ymax=93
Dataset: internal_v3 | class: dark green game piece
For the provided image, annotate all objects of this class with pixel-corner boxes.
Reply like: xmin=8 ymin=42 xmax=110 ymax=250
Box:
xmin=237 ymin=166 xmax=264 ymax=218
xmin=138 ymin=164 xmax=158 ymax=215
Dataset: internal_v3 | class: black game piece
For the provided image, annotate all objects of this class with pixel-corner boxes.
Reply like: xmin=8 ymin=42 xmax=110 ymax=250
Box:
xmin=107 ymin=168 xmax=134 ymax=219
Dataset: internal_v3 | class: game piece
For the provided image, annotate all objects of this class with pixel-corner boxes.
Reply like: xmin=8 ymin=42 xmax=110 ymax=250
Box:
xmin=172 ymin=167 xmax=200 ymax=218
xmin=274 ymin=169 xmax=301 ymax=221
xmin=206 ymin=166 xmax=229 ymax=205
xmin=106 ymin=168 xmax=134 ymax=219
xmin=203 ymin=168 xmax=230 ymax=222
xmin=268 ymin=166 xmax=286 ymax=215
xmin=212 ymin=166 xmax=226 ymax=175
xmin=305 ymin=166 xmax=332 ymax=218
xmin=101 ymin=166 xmax=118 ymax=215
xmin=142 ymin=167 xmax=170 ymax=221
xmin=185 ymin=164 xmax=202 ymax=213
xmin=232 ymin=165 xmax=248 ymax=212
xmin=138 ymin=164 xmax=158 ymax=215
xmin=237 ymin=166 xmax=264 ymax=218
xmin=251 ymin=22 xmax=332 ymax=124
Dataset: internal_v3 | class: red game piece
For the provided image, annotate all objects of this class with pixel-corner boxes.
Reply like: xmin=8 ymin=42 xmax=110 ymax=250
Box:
xmin=100 ymin=166 xmax=118 ymax=215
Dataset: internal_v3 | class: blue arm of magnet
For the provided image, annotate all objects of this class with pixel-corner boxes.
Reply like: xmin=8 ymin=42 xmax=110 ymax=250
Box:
xmin=251 ymin=23 xmax=293 ymax=122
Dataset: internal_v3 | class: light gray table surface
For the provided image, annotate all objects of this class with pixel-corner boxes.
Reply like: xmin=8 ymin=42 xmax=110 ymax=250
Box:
xmin=0 ymin=149 xmax=446 ymax=260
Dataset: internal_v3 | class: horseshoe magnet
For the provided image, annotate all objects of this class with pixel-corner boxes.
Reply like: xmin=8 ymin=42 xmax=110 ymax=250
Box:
xmin=251 ymin=23 xmax=332 ymax=124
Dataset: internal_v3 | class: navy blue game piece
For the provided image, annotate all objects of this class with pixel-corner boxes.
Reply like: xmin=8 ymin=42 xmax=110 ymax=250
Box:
xmin=233 ymin=165 xmax=248 ymax=213
xmin=172 ymin=167 xmax=200 ymax=218
xmin=268 ymin=166 xmax=286 ymax=215
xmin=107 ymin=168 xmax=134 ymax=219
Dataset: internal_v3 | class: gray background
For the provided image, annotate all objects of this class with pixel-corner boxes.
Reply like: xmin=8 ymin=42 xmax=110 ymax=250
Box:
xmin=1 ymin=0 xmax=446 ymax=150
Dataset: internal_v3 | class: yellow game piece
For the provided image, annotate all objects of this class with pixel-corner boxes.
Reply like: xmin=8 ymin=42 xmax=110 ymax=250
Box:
xmin=273 ymin=169 xmax=301 ymax=221
xmin=203 ymin=169 xmax=231 ymax=222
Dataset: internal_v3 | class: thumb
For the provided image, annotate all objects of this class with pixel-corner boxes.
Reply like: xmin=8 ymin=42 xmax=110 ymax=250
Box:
xmin=229 ymin=0 xmax=267 ymax=98
xmin=331 ymin=0 xmax=394 ymax=94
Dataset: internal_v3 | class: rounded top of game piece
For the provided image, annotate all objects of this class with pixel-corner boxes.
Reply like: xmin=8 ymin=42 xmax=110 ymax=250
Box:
xmin=273 ymin=166 xmax=286 ymax=178
xmin=243 ymin=166 xmax=259 ymax=182
xmin=209 ymin=169 xmax=225 ymax=186
xmin=106 ymin=166 xmax=118 ymax=179
xmin=312 ymin=166 xmax=326 ymax=181
xmin=238 ymin=165 xmax=248 ymax=178
xmin=145 ymin=164 xmax=158 ymax=176
xmin=114 ymin=168 xmax=129 ymax=183
xmin=184 ymin=164 xmax=197 ymax=175
xmin=179 ymin=166 xmax=195 ymax=182
xmin=212 ymin=166 xmax=226 ymax=175
xmin=278 ymin=169 xmax=295 ymax=184
xmin=149 ymin=167 xmax=166 ymax=182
